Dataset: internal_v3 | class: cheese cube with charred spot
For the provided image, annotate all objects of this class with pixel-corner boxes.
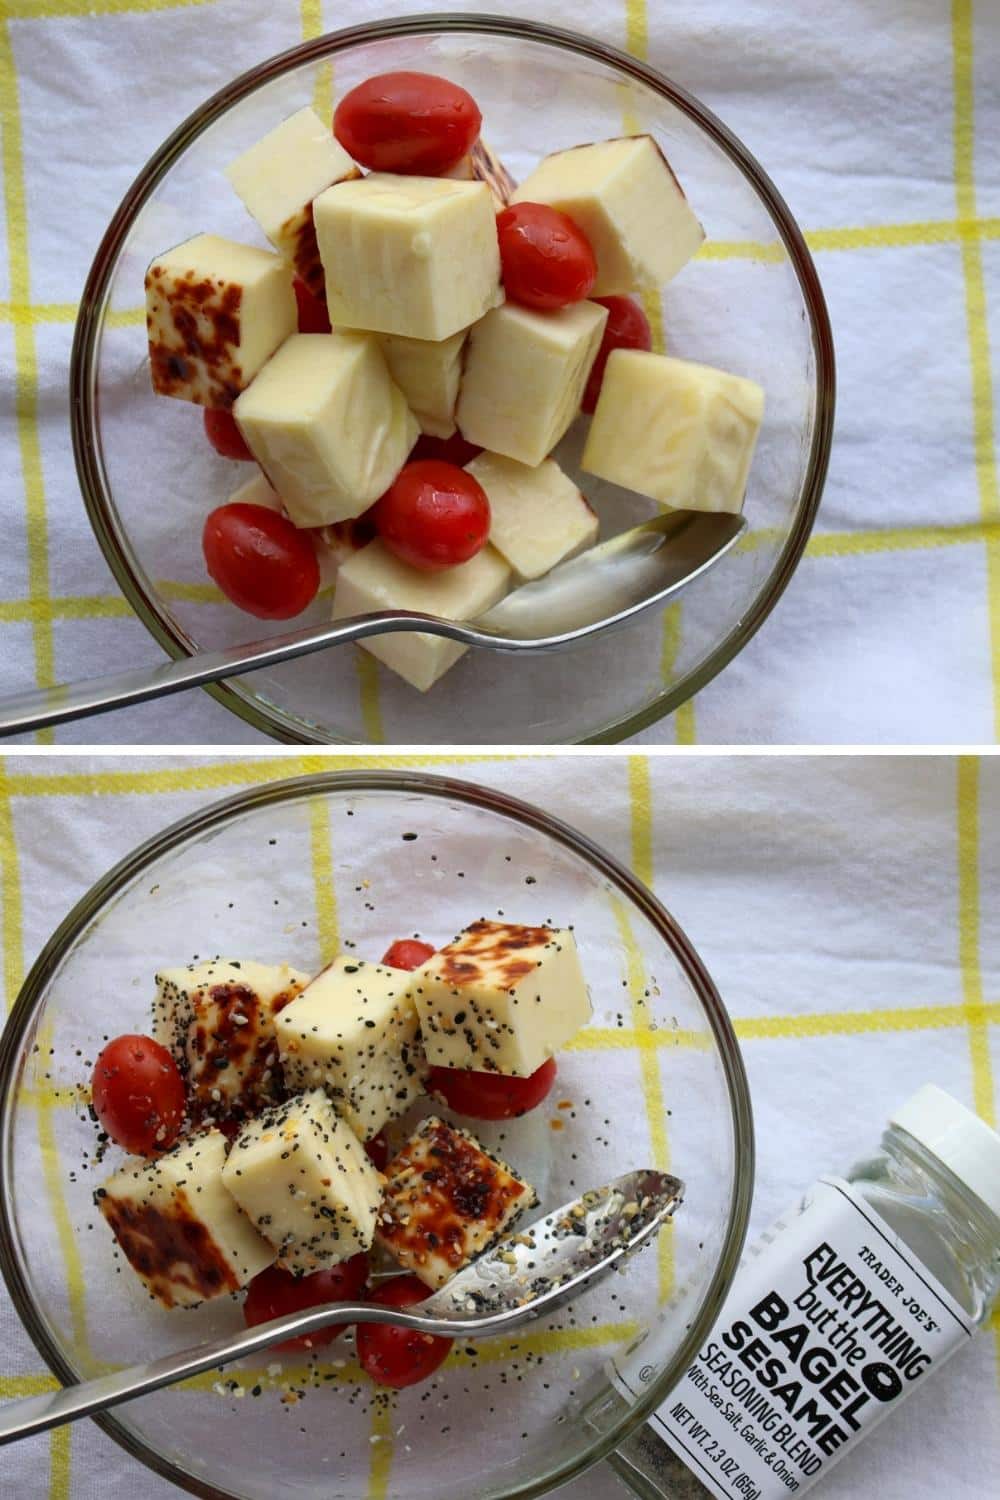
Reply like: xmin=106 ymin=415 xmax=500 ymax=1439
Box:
xmin=97 ymin=1129 xmax=274 ymax=1308
xmin=465 ymin=451 xmax=599 ymax=581
xmin=145 ymin=233 xmax=296 ymax=409
xmin=375 ymin=1116 xmax=535 ymax=1289
xmin=233 ymin=333 xmax=418 ymax=528
xmin=153 ymin=959 xmax=309 ymax=1126
xmin=444 ymin=138 xmax=517 ymax=209
xmin=377 ymin=328 xmax=468 ymax=438
xmin=314 ymin=174 xmax=503 ymax=341
xmin=456 ymin=300 xmax=607 ymax=467
xmin=221 ymin=1089 xmax=382 ymax=1274
xmin=511 ymin=136 xmax=704 ymax=296
xmin=225 ymin=106 xmax=360 ymax=302
xmin=582 ymin=351 xmax=765 ymax=513
xmin=274 ymin=956 xmax=428 ymax=1138
xmin=408 ymin=921 xmax=592 ymax=1076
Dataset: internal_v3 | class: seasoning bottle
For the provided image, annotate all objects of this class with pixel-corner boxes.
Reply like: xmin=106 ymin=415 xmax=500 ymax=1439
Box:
xmin=587 ymin=1085 xmax=1000 ymax=1500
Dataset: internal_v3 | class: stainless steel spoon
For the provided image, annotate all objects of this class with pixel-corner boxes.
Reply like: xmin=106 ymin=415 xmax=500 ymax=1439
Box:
xmin=0 ymin=510 xmax=744 ymax=736
xmin=0 ymin=1168 xmax=682 ymax=1446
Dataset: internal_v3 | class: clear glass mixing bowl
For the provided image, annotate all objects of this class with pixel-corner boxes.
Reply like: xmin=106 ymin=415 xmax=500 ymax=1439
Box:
xmin=70 ymin=14 xmax=834 ymax=744
xmin=0 ymin=771 xmax=752 ymax=1499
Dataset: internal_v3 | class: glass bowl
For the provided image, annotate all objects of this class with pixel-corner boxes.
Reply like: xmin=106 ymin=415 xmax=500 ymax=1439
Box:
xmin=0 ymin=770 xmax=752 ymax=1499
xmin=70 ymin=14 xmax=834 ymax=744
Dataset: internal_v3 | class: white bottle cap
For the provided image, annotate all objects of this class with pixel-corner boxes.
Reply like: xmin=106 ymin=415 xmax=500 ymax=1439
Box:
xmin=891 ymin=1084 xmax=1000 ymax=1221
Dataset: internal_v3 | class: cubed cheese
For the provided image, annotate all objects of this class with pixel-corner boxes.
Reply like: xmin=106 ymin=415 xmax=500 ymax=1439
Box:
xmin=377 ymin=328 xmax=467 ymax=438
xmin=465 ymin=452 xmax=599 ymax=580
xmin=275 ymin=956 xmax=427 ymax=1138
xmin=444 ymin=138 xmax=517 ymax=208
xmin=97 ymin=1130 xmax=274 ymax=1308
xmin=582 ymin=350 xmax=765 ymax=513
xmin=331 ymin=539 xmax=511 ymax=692
xmin=225 ymin=106 xmax=360 ymax=301
xmin=145 ymin=233 xmax=296 ymax=408
xmin=152 ymin=959 xmax=309 ymax=1125
xmin=314 ymin=174 xmax=502 ymax=340
xmin=408 ymin=920 xmax=591 ymax=1075
xmin=221 ymin=1089 xmax=382 ymax=1274
xmin=375 ymin=1116 xmax=535 ymax=1289
xmin=512 ymin=136 xmax=704 ymax=295
xmin=233 ymin=333 xmax=418 ymax=527
xmin=456 ymin=300 xmax=607 ymax=467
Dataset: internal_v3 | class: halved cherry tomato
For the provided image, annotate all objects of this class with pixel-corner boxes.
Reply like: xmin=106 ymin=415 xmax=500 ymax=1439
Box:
xmin=364 ymin=1130 xmax=390 ymax=1172
xmin=242 ymin=1255 xmax=368 ymax=1353
xmin=357 ymin=1274 xmax=453 ymax=1388
xmin=203 ymin=407 xmax=254 ymax=461
xmin=91 ymin=1034 xmax=186 ymax=1156
xmin=294 ymin=277 xmax=331 ymax=334
xmin=496 ymin=202 xmax=597 ymax=311
xmin=334 ymin=72 xmax=482 ymax=175
xmin=381 ymin=938 xmax=435 ymax=971
xmin=374 ymin=461 xmax=490 ymax=572
xmin=410 ymin=430 xmax=483 ymax=468
xmin=581 ymin=295 xmax=653 ymax=414
xmin=428 ymin=1057 xmax=557 ymax=1120
xmin=203 ymin=502 xmax=320 ymax=619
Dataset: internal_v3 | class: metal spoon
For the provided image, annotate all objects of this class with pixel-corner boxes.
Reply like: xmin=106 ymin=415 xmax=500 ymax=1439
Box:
xmin=0 ymin=510 xmax=743 ymax=737
xmin=0 ymin=1168 xmax=682 ymax=1446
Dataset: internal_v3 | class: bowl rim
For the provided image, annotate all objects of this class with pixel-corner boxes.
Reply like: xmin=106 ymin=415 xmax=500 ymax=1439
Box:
xmin=70 ymin=11 xmax=834 ymax=745
xmin=0 ymin=768 xmax=754 ymax=1500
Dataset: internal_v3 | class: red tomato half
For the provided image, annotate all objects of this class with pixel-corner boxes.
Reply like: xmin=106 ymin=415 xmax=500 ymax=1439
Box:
xmin=410 ymin=430 xmax=483 ymax=468
xmin=428 ymin=1057 xmax=558 ymax=1120
xmin=581 ymin=295 xmax=653 ymax=414
xmin=496 ymin=202 xmax=597 ymax=311
xmin=374 ymin=461 xmax=490 ymax=572
xmin=357 ymin=1275 xmax=453 ymax=1388
xmin=203 ymin=407 xmax=254 ymax=461
xmin=294 ymin=277 xmax=332 ymax=334
xmin=91 ymin=1034 xmax=186 ymax=1156
xmin=381 ymin=938 xmax=435 ymax=971
xmin=334 ymin=72 xmax=481 ymax=176
xmin=242 ymin=1255 xmax=369 ymax=1353
xmin=203 ymin=502 xmax=320 ymax=619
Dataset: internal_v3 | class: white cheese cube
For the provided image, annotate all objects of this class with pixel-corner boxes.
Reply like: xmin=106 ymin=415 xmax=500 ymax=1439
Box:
xmin=221 ymin=1089 xmax=382 ymax=1275
xmin=408 ymin=920 xmax=591 ymax=1075
xmin=582 ymin=351 xmax=765 ymax=513
xmin=456 ymin=300 xmax=607 ymax=467
xmin=145 ymin=233 xmax=296 ymax=408
xmin=512 ymin=135 xmax=704 ymax=296
xmin=375 ymin=1116 xmax=535 ymax=1289
xmin=225 ymin=472 xmax=368 ymax=592
xmin=152 ymin=959 xmax=309 ymax=1126
xmin=465 ymin=452 xmax=599 ymax=580
xmin=97 ymin=1130 xmax=274 ymax=1308
xmin=275 ymin=956 xmax=427 ymax=1138
xmin=225 ymin=106 xmax=360 ymax=302
xmin=332 ymin=539 xmax=510 ymax=692
xmin=314 ymin=174 xmax=502 ymax=341
xmin=233 ymin=333 xmax=418 ymax=527
xmin=377 ymin=328 xmax=467 ymax=438
xmin=444 ymin=138 xmax=517 ymax=208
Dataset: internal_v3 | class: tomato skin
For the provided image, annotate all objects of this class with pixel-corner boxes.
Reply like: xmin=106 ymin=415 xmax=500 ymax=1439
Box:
xmin=410 ymin=430 xmax=482 ymax=468
xmin=496 ymin=203 xmax=597 ymax=311
xmin=581 ymin=295 xmax=653 ymax=414
xmin=381 ymin=938 xmax=435 ymax=971
xmin=242 ymin=1255 xmax=369 ymax=1353
xmin=91 ymin=1034 xmax=186 ymax=1156
xmin=203 ymin=502 xmax=320 ymax=619
xmin=357 ymin=1275 xmax=453 ymax=1388
xmin=364 ymin=1130 xmax=390 ymax=1171
xmin=203 ymin=407 xmax=254 ymax=461
xmin=334 ymin=72 xmax=482 ymax=175
xmin=293 ymin=277 xmax=331 ymax=334
xmin=429 ymin=1057 xmax=557 ymax=1120
xmin=374 ymin=461 xmax=490 ymax=572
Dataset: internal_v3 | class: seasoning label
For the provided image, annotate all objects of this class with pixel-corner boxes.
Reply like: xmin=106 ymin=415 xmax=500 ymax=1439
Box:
xmin=610 ymin=1176 xmax=975 ymax=1500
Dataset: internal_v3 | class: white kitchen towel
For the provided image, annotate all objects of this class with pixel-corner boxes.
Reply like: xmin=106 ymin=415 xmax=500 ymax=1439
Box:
xmin=1 ymin=0 xmax=998 ymax=745
xmin=0 ymin=751 xmax=997 ymax=1498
